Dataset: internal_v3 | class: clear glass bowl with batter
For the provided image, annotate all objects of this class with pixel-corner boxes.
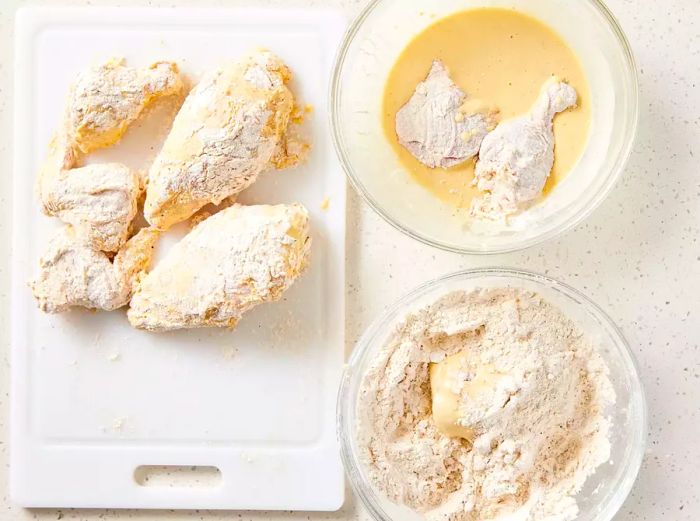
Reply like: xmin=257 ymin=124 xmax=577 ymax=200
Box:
xmin=337 ymin=268 xmax=647 ymax=521
xmin=330 ymin=0 xmax=639 ymax=254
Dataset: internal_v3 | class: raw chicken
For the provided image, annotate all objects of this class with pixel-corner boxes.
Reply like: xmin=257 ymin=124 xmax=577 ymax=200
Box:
xmin=30 ymin=227 xmax=159 ymax=313
xmin=128 ymin=203 xmax=311 ymax=332
xmin=144 ymin=51 xmax=297 ymax=230
xmin=65 ymin=57 xmax=185 ymax=155
xmin=395 ymin=60 xmax=498 ymax=169
xmin=39 ymin=163 xmax=141 ymax=252
xmin=471 ymin=78 xmax=578 ymax=219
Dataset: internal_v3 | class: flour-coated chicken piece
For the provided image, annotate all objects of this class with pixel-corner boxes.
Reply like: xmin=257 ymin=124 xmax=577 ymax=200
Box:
xmin=128 ymin=203 xmax=311 ymax=332
xmin=39 ymin=163 xmax=141 ymax=252
xmin=65 ymin=57 xmax=185 ymax=154
xmin=30 ymin=227 xmax=159 ymax=313
xmin=471 ymin=79 xmax=578 ymax=219
xmin=396 ymin=60 xmax=498 ymax=169
xmin=37 ymin=58 xmax=184 ymax=182
xmin=144 ymin=51 xmax=297 ymax=230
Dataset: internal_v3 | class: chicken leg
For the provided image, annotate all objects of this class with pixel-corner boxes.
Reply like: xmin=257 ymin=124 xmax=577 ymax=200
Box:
xmin=470 ymin=78 xmax=578 ymax=219
xmin=65 ymin=57 xmax=185 ymax=155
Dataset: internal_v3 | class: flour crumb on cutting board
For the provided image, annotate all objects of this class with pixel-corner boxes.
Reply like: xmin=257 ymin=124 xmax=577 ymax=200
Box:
xmin=112 ymin=417 xmax=127 ymax=431
xmin=220 ymin=345 xmax=237 ymax=360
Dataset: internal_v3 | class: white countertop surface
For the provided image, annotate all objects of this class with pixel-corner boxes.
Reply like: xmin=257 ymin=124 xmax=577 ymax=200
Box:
xmin=0 ymin=0 xmax=698 ymax=520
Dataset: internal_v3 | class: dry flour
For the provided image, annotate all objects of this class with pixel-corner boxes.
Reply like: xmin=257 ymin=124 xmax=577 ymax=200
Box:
xmin=357 ymin=287 xmax=614 ymax=521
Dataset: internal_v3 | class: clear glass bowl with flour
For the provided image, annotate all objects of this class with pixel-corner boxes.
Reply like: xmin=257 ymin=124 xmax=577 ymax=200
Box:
xmin=330 ymin=0 xmax=638 ymax=253
xmin=337 ymin=269 xmax=646 ymax=521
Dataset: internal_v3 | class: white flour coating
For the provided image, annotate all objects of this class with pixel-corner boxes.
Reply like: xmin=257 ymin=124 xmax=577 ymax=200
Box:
xmin=30 ymin=226 xmax=159 ymax=313
xmin=65 ymin=57 xmax=185 ymax=154
xmin=144 ymin=51 xmax=298 ymax=230
xmin=39 ymin=163 xmax=142 ymax=252
xmin=128 ymin=203 xmax=311 ymax=332
xmin=357 ymin=288 xmax=613 ymax=521
xmin=471 ymin=79 xmax=577 ymax=220
xmin=396 ymin=60 xmax=498 ymax=169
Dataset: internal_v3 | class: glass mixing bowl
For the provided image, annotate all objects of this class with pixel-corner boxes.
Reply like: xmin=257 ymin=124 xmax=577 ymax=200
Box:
xmin=337 ymin=268 xmax=647 ymax=521
xmin=330 ymin=0 xmax=639 ymax=254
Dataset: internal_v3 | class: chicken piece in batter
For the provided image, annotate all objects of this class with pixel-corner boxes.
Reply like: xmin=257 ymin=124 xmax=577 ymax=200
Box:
xmin=30 ymin=227 xmax=159 ymax=313
xmin=128 ymin=203 xmax=311 ymax=332
xmin=471 ymin=78 xmax=578 ymax=219
xmin=396 ymin=60 xmax=498 ymax=169
xmin=144 ymin=51 xmax=297 ymax=230
xmin=39 ymin=163 xmax=141 ymax=252
xmin=65 ymin=57 xmax=185 ymax=154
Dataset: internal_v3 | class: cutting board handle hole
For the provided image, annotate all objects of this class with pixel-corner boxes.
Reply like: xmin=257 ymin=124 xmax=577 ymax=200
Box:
xmin=134 ymin=465 xmax=222 ymax=488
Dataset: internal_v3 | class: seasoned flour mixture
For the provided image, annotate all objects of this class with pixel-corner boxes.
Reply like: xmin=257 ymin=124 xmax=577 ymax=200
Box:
xmin=357 ymin=288 xmax=613 ymax=521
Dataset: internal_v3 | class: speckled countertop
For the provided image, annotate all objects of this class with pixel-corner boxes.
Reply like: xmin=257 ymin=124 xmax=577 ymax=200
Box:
xmin=0 ymin=0 xmax=698 ymax=519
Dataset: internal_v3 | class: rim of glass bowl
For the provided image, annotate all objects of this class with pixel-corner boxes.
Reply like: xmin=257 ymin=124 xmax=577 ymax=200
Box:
xmin=329 ymin=0 xmax=640 ymax=255
xmin=337 ymin=268 xmax=648 ymax=521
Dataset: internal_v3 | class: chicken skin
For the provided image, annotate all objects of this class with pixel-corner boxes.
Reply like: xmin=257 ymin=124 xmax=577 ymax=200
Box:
xmin=396 ymin=60 xmax=498 ymax=169
xmin=144 ymin=51 xmax=297 ymax=230
xmin=30 ymin=227 xmax=159 ymax=313
xmin=471 ymin=78 xmax=578 ymax=219
xmin=39 ymin=163 xmax=141 ymax=252
xmin=128 ymin=203 xmax=311 ymax=332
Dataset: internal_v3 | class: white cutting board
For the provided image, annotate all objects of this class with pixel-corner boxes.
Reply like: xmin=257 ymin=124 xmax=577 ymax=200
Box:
xmin=11 ymin=7 xmax=346 ymax=511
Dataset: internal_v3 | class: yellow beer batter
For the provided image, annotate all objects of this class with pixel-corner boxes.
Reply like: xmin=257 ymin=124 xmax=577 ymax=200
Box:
xmin=383 ymin=8 xmax=591 ymax=208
